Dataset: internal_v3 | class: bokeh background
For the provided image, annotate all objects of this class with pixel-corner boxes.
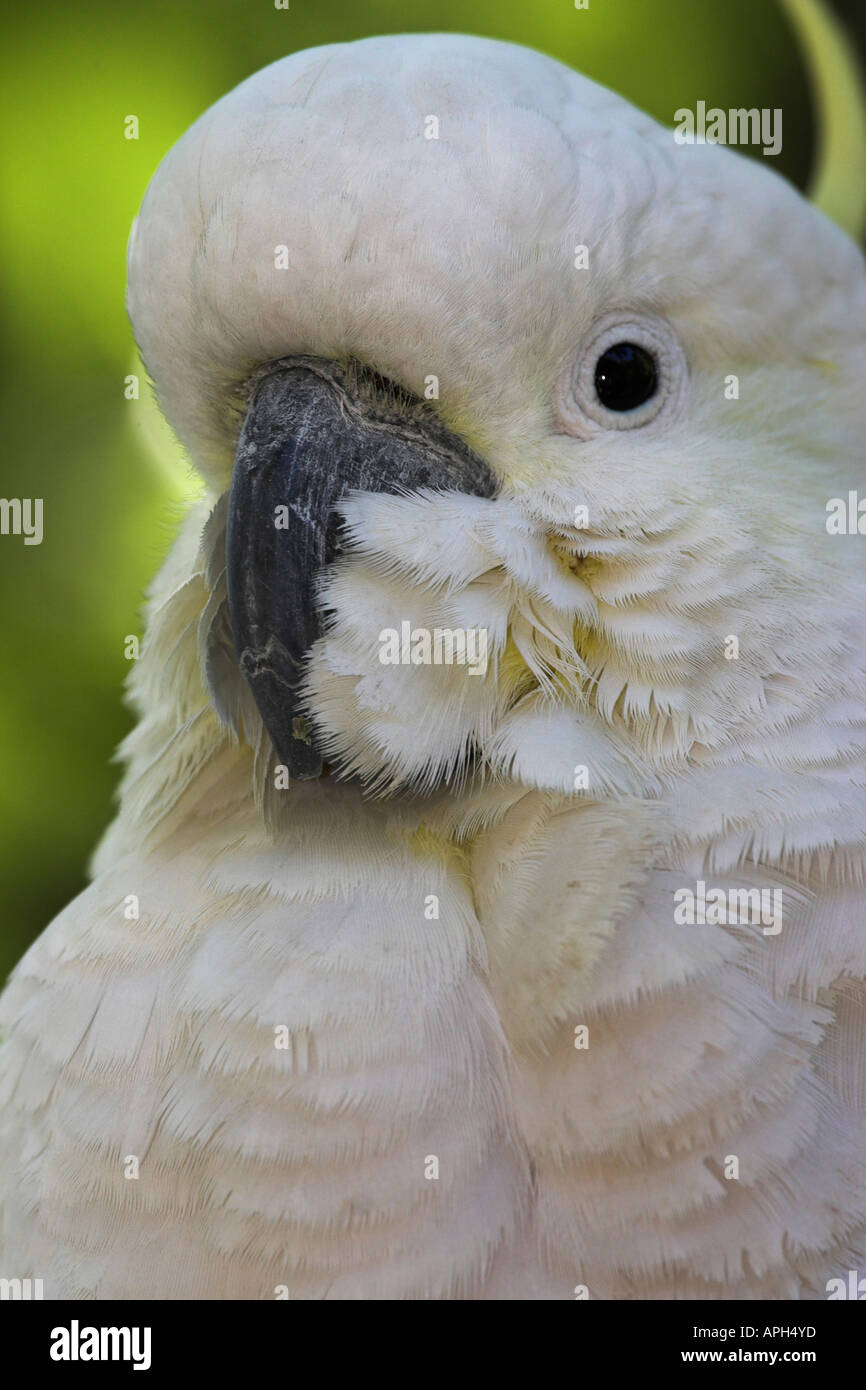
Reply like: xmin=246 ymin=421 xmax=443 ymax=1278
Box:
xmin=1 ymin=0 xmax=863 ymax=979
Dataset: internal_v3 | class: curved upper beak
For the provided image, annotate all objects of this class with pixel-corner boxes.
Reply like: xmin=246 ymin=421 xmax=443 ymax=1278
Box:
xmin=226 ymin=358 xmax=497 ymax=779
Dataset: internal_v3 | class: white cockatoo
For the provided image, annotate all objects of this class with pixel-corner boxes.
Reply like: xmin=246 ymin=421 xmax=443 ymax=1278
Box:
xmin=2 ymin=28 xmax=865 ymax=1301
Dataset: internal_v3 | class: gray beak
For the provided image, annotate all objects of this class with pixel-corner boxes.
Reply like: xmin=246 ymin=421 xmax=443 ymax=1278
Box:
xmin=226 ymin=358 xmax=497 ymax=779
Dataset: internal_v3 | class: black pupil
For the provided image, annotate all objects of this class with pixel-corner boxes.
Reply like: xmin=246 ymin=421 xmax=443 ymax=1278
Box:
xmin=594 ymin=342 xmax=658 ymax=412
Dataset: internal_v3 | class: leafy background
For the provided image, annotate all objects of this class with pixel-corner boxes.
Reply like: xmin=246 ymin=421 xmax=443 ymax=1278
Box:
xmin=0 ymin=0 xmax=862 ymax=978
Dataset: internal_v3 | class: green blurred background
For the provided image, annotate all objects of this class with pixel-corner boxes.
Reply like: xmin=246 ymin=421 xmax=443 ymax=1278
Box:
xmin=0 ymin=0 xmax=862 ymax=979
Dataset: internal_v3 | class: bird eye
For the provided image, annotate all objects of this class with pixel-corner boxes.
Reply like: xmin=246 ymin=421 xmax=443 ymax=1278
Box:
xmin=594 ymin=342 xmax=658 ymax=412
xmin=556 ymin=313 xmax=688 ymax=437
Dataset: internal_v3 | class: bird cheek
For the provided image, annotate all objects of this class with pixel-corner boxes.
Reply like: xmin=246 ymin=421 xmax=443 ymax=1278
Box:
xmin=299 ymin=560 xmax=508 ymax=791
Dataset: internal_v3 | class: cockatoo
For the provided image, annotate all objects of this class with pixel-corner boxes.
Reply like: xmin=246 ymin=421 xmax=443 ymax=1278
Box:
xmin=1 ymin=29 xmax=865 ymax=1301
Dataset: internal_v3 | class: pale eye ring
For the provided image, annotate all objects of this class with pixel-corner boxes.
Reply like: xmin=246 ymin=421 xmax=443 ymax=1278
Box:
xmin=556 ymin=312 xmax=688 ymax=437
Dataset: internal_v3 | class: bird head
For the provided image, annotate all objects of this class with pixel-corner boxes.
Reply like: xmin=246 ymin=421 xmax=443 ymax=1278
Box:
xmin=125 ymin=33 xmax=866 ymax=816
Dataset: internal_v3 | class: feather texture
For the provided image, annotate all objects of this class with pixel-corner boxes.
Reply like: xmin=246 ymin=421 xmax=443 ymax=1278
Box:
xmin=2 ymin=33 xmax=865 ymax=1299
